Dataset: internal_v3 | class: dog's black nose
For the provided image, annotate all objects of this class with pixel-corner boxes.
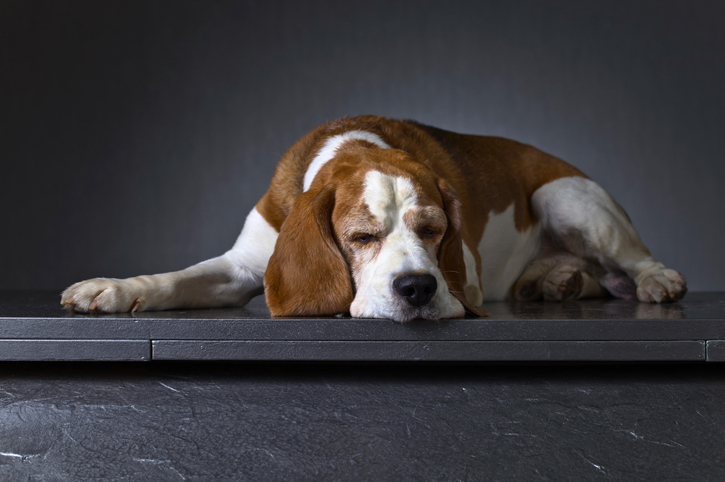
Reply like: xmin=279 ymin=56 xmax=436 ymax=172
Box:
xmin=393 ymin=274 xmax=438 ymax=307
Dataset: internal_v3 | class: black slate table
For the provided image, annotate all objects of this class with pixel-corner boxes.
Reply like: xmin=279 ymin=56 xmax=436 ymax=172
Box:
xmin=1 ymin=291 xmax=725 ymax=362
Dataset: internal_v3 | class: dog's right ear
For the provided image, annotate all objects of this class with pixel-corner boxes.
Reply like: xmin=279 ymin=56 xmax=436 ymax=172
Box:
xmin=264 ymin=185 xmax=354 ymax=317
xmin=437 ymin=178 xmax=489 ymax=318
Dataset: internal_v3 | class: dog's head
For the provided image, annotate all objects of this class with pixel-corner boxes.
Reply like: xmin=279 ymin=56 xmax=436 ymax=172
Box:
xmin=263 ymin=147 xmax=486 ymax=322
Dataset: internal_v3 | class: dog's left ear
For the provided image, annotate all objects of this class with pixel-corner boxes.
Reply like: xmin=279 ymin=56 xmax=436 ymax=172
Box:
xmin=437 ymin=178 xmax=489 ymax=318
xmin=264 ymin=184 xmax=354 ymax=317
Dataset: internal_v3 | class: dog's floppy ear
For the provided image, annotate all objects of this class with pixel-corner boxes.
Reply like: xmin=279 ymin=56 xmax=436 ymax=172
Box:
xmin=264 ymin=185 xmax=354 ymax=317
xmin=437 ymin=178 xmax=489 ymax=318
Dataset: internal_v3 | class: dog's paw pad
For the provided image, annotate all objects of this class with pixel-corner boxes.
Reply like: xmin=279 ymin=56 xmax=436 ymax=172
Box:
xmin=636 ymin=269 xmax=687 ymax=303
xmin=543 ymin=265 xmax=583 ymax=301
xmin=600 ymin=273 xmax=637 ymax=300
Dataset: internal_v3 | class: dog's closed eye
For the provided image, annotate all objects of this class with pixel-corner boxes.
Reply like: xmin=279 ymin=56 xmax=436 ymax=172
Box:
xmin=419 ymin=227 xmax=439 ymax=239
xmin=354 ymin=234 xmax=378 ymax=245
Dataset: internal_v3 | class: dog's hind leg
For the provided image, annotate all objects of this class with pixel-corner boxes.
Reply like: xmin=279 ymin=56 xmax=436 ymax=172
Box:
xmin=61 ymin=208 xmax=278 ymax=313
xmin=513 ymin=253 xmax=608 ymax=301
xmin=530 ymin=176 xmax=687 ymax=302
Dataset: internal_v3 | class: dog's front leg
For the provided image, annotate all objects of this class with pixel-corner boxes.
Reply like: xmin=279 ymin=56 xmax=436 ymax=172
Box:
xmin=61 ymin=208 xmax=278 ymax=313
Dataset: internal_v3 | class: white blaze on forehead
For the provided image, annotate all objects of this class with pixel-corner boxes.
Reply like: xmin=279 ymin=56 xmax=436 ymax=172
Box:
xmin=363 ymin=170 xmax=418 ymax=227
xmin=303 ymin=130 xmax=390 ymax=192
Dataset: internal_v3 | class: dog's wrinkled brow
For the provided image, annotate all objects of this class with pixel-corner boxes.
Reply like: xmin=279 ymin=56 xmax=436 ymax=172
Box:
xmin=403 ymin=206 xmax=447 ymax=233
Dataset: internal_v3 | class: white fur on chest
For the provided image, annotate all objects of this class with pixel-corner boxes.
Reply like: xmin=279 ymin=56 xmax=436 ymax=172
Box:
xmin=476 ymin=204 xmax=541 ymax=301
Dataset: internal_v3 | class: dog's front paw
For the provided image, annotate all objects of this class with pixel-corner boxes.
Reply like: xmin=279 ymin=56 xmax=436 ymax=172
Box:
xmin=61 ymin=278 xmax=146 ymax=313
xmin=636 ymin=269 xmax=687 ymax=303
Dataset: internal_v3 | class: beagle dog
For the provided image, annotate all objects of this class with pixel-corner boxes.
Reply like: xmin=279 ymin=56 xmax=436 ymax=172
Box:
xmin=62 ymin=116 xmax=686 ymax=321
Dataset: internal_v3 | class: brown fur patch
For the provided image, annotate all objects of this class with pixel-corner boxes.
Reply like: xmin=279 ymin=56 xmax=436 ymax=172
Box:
xmin=436 ymin=178 xmax=489 ymax=317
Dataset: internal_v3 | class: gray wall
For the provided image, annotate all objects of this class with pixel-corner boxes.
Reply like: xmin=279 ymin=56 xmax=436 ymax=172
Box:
xmin=2 ymin=0 xmax=724 ymax=291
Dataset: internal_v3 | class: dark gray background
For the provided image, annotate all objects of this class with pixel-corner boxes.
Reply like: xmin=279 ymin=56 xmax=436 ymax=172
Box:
xmin=2 ymin=0 xmax=723 ymax=291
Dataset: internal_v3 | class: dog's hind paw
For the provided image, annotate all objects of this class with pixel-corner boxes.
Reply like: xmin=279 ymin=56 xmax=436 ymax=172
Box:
xmin=636 ymin=269 xmax=687 ymax=303
xmin=542 ymin=265 xmax=583 ymax=301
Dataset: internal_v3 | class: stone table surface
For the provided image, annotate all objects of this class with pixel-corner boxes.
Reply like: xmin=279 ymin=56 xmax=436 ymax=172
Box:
xmin=1 ymin=291 xmax=725 ymax=361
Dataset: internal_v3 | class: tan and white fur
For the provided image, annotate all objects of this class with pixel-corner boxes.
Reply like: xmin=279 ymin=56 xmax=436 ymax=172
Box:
xmin=61 ymin=116 xmax=686 ymax=322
